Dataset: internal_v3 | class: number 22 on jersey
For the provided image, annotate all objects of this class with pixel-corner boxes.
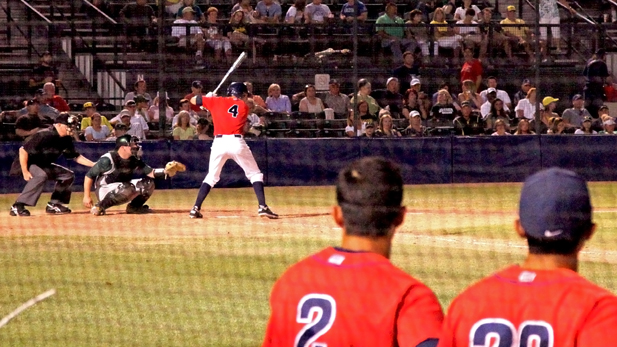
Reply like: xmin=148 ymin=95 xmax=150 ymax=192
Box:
xmin=470 ymin=318 xmax=554 ymax=347
xmin=294 ymin=294 xmax=337 ymax=347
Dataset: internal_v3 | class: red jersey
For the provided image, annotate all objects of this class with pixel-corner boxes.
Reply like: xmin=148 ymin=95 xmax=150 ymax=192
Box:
xmin=438 ymin=265 xmax=617 ymax=347
xmin=48 ymin=95 xmax=70 ymax=112
xmin=201 ymin=96 xmax=248 ymax=136
xmin=263 ymin=247 xmax=444 ymax=347
xmin=460 ymin=59 xmax=482 ymax=85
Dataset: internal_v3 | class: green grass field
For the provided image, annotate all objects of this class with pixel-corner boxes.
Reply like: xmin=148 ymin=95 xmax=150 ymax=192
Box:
xmin=1 ymin=182 xmax=617 ymax=346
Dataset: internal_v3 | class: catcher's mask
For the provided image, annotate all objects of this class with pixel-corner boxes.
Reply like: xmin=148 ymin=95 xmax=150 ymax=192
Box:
xmin=115 ymin=134 xmax=141 ymax=156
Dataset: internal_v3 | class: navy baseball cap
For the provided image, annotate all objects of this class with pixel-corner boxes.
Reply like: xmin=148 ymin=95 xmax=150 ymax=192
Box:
xmin=519 ymin=168 xmax=592 ymax=241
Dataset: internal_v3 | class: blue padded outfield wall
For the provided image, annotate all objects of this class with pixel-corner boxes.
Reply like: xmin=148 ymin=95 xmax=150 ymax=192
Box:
xmin=1 ymin=136 xmax=617 ymax=194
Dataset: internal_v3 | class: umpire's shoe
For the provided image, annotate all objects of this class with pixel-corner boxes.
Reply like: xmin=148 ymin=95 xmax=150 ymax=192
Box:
xmin=189 ymin=206 xmax=203 ymax=219
xmin=91 ymin=204 xmax=106 ymax=216
xmin=258 ymin=205 xmax=279 ymax=219
xmin=126 ymin=204 xmax=154 ymax=214
xmin=10 ymin=204 xmax=30 ymax=217
xmin=46 ymin=203 xmax=72 ymax=215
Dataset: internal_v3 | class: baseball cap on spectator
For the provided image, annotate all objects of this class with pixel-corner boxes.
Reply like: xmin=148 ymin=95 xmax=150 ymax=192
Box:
xmin=192 ymin=80 xmax=203 ymax=89
xmin=596 ymin=48 xmax=606 ymax=56
xmin=206 ymin=7 xmax=218 ymax=14
xmin=572 ymin=94 xmax=583 ymax=101
xmin=410 ymin=110 xmax=421 ymax=117
xmin=507 ymin=5 xmax=516 ymax=11
xmin=329 ymin=79 xmax=339 ymax=85
xmin=542 ymin=96 xmax=559 ymax=107
xmin=604 ymin=119 xmax=615 ymax=126
xmin=364 ymin=122 xmax=375 ymax=128
xmin=83 ymin=102 xmax=95 ymax=110
xmin=599 ymin=105 xmax=609 ymax=111
xmin=522 ymin=79 xmax=531 ymax=85
xmin=461 ymin=100 xmax=472 ymax=107
xmin=134 ymin=95 xmax=148 ymax=104
xmin=35 ymin=89 xmax=45 ymax=96
xmin=583 ymin=116 xmax=593 ymax=123
xmin=410 ymin=78 xmax=421 ymax=86
xmin=386 ymin=77 xmax=398 ymax=86
xmin=487 ymin=87 xmax=497 ymax=94
xmin=120 ymin=111 xmax=131 ymax=118
xmin=182 ymin=7 xmax=195 ymax=14
xmin=115 ymin=123 xmax=129 ymax=131
xmin=125 ymin=100 xmax=136 ymax=107
xmin=26 ymin=98 xmax=39 ymax=106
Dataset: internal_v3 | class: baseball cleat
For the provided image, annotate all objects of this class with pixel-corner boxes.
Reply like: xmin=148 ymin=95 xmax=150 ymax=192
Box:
xmin=126 ymin=204 xmax=154 ymax=214
xmin=189 ymin=206 xmax=203 ymax=219
xmin=46 ymin=203 xmax=72 ymax=215
xmin=91 ymin=205 xmax=106 ymax=216
xmin=10 ymin=204 xmax=30 ymax=217
xmin=258 ymin=205 xmax=279 ymax=219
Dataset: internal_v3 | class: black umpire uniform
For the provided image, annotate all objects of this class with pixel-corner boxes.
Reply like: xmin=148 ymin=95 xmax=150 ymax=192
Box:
xmin=9 ymin=113 xmax=93 ymax=216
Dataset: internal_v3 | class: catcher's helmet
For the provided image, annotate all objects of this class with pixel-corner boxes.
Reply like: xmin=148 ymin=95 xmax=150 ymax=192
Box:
xmin=227 ymin=82 xmax=248 ymax=98
xmin=115 ymin=134 xmax=141 ymax=152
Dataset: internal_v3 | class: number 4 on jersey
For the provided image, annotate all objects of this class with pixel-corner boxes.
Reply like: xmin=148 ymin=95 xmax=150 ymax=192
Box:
xmin=228 ymin=104 xmax=239 ymax=118
xmin=295 ymin=294 xmax=336 ymax=347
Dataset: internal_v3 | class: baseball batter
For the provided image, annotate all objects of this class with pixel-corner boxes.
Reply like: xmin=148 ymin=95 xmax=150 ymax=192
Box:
xmin=189 ymin=82 xmax=278 ymax=219
xmin=83 ymin=134 xmax=185 ymax=215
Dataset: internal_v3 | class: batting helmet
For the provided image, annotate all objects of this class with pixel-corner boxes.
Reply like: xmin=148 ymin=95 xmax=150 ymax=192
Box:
xmin=227 ymin=82 xmax=248 ymax=98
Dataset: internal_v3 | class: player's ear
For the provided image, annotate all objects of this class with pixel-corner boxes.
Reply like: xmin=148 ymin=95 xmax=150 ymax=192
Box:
xmin=583 ymin=223 xmax=597 ymax=242
xmin=514 ymin=219 xmax=526 ymax=238
xmin=332 ymin=206 xmax=344 ymax=228
xmin=393 ymin=206 xmax=406 ymax=228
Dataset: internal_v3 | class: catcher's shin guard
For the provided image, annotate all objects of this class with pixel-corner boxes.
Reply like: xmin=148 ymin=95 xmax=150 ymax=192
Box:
xmin=99 ymin=182 xmax=138 ymax=209
xmin=129 ymin=177 xmax=155 ymax=208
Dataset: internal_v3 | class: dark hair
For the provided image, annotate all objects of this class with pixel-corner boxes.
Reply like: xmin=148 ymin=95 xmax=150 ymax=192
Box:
xmin=465 ymin=8 xmax=475 ymax=16
xmin=336 ymin=157 xmax=404 ymax=237
xmin=356 ymin=100 xmax=369 ymax=113
xmin=304 ymin=84 xmax=315 ymax=94
xmin=357 ymin=78 xmax=370 ymax=89
xmin=489 ymin=98 xmax=506 ymax=118
xmin=404 ymin=89 xmax=419 ymax=106
xmin=527 ymin=226 xmax=590 ymax=255
xmin=409 ymin=9 xmax=422 ymax=17
xmin=487 ymin=76 xmax=497 ymax=81
xmin=134 ymin=80 xmax=145 ymax=89
xmin=294 ymin=0 xmax=306 ymax=11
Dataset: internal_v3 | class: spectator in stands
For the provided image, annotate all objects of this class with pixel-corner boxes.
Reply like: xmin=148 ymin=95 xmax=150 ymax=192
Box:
xmin=460 ymin=47 xmax=482 ymax=88
xmin=600 ymin=118 xmax=616 ymax=134
xmin=21 ymin=89 xmax=60 ymax=120
xmin=124 ymin=79 xmax=152 ymax=106
xmin=477 ymin=7 xmax=511 ymax=61
xmin=501 ymin=5 xmax=534 ymax=62
xmin=286 ymin=0 xmax=306 ymax=23
xmin=484 ymin=98 xmax=511 ymax=132
xmin=81 ymin=102 xmax=112 ymax=132
xmin=513 ymin=78 xmax=532 ymax=106
xmin=584 ymin=49 xmax=610 ymax=117
xmin=575 ymin=116 xmax=597 ymax=135
xmin=514 ymin=118 xmax=534 ymax=134
xmin=453 ymin=100 xmax=484 ymax=135
xmin=431 ymin=89 xmax=457 ymax=123
xmin=375 ymin=113 xmax=402 ymax=137
xmin=562 ymin=94 xmax=591 ymax=129
xmin=29 ymin=52 xmax=59 ymax=95
xmin=539 ymin=0 xmax=576 ymax=58
xmin=172 ymin=7 xmax=206 ymax=60
xmin=453 ymin=0 xmax=481 ymax=21
xmin=84 ymin=113 xmax=111 ymax=141
xmin=228 ymin=10 xmax=254 ymax=49
xmin=414 ymin=0 xmax=437 ymax=22
xmin=43 ymin=82 xmax=69 ymax=112
xmin=529 ymin=97 xmax=556 ymax=134
xmin=231 ymin=0 xmax=256 ymax=23
xmin=359 ymin=122 xmax=376 ymax=138
xmin=350 ymin=79 xmax=381 ymax=115
xmin=392 ymin=51 xmax=420 ymax=94
xmin=547 ymin=116 xmax=566 ymax=134
xmin=119 ymin=0 xmax=157 ymax=50
xmin=244 ymin=82 xmax=267 ymax=109
xmin=480 ymin=76 xmax=512 ymax=108
xmin=431 ymin=8 xmax=462 ymax=63
xmin=110 ymin=100 xmax=149 ymax=140
xmin=299 ymin=84 xmax=325 ymax=114
xmin=172 ymin=111 xmax=197 ymax=140
xmin=345 ymin=109 xmax=366 ymax=136
xmin=105 ymin=123 xmax=129 ymax=142
xmin=373 ymin=77 xmax=403 ymax=118
xmin=491 ymin=119 xmax=510 ymax=136
xmin=432 ymin=82 xmax=458 ymax=107
xmin=172 ymin=98 xmax=199 ymax=127
xmin=480 ymin=88 xmax=499 ymax=118
xmin=323 ymin=79 xmax=350 ymax=117
xmin=254 ymin=0 xmax=282 ymax=23
xmin=592 ymin=105 xmax=611 ymax=131
xmin=403 ymin=110 xmax=426 ymax=136
xmin=162 ymin=0 xmax=183 ymax=17
xmin=402 ymin=88 xmax=428 ymax=123
xmin=405 ymin=10 xmax=431 ymax=59
xmin=355 ymin=100 xmax=377 ymax=124
xmin=134 ymin=95 xmax=149 ymax=120
xmin=266 ymin=84 xmax=292 ymax=113
xmin=147 ymin=95 xmax=174 ymax=123
xmin=340 ymin=0 xmax=367 ymax=22
xmin=376 ymin=3 xmax=413 ymax=63
xmin=176 ymin=0 xmax=205 ymax=23
xmin=195 ymin=118 xmax=213 ymax=140
xmin=14 ymin=99 xmax=53 ymax=138
xmin=304 ymin=0 xmax=334 ymax=23
xmin=204 ymin=8 xmax=233 ymax=63
xmin=515 ymin=87 xmax=542 ymax=120
xmin=456 ymin=9 xmax=486 ymax=61
xmin=458 ymin=79 xmax=483 ymax=110
xmin=184 ymin=80 xmax=206 ymax=114
xmin=245 ymin=98 xmax=267 ymax=135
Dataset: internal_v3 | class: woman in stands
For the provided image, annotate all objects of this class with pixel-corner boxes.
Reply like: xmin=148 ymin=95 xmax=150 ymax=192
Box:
xmin=430 ymin=8 xmax=462 ymax=62
xmin=514 ymin=119 xmax=535 ymax=135
xmin=229 ymin=10 xmax=251 ymax=48
xmin=529 ymin=96 xmax=558 ymax=134
xmin=515 ymin=87 xmax=543 ymax=121
xmin=172 ymin=111 xmax=197 ymax=140
xmin=299 ymin=84 xmax=325 ymax=114
xmin=547 ymin=116 xmax=566 ymax=134
xmin=285 ymin=0 xmax=306 ymax=23
xmin=85 ymin=113 xmax=110 ymax=141
xmin=458 ymin=79 xmax=483 ymax=110
xmin=402 ymin=89 xmax=427 ymax=124
xmin=231 ymin=0 xmax=256 ymax=23
xmin=575 ymin=116 xmax=597 ymax=135
xmin=491 ymin=119 xmax=510 ymax=136
xmin=266 ymin=84 xmax=292 ymax=114
xmin=453 ymin=0 xmax=481 ymax=21
xmin=345 ymin=105 xmax=367 ymax=137
xmin=375 ymin=113 xmax=402 ymax=137
xmin=430 ymin=89 xmax=457 ymax=124
xmin=354 ymin=100 xmax=377 ymax=125
xmin=177 ymin=0 xmax=205 ymax=23
xmin=350 ymin=79 xmax=381 ymax=116
xmin=484 ymin=98 xmax=511 ymax=133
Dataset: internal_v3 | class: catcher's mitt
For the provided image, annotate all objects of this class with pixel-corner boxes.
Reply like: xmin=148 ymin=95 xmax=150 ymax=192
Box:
xmin=164 ymin=161 xmax=186 ymax=177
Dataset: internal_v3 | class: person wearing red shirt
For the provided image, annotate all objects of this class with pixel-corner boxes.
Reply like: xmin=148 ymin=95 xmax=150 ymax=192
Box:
xmin=460 ymin=47 xmax=482 ymax=91
xmin=43 ymin=82 xmax=70 ymax=112
xmin=263 ymin=157 xmax=444 ymax=347
xmin=188 ymin=82 xmax=278 ymax=219
xmin=438 ymin=167 xmax=617 ymax=347
xmin=184 ymin=80 xmax=206 ymax=114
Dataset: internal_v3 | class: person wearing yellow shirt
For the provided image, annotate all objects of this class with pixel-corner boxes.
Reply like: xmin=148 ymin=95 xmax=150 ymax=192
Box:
xmin=80 ymin=102 xmax=113 ymax=133
xmin=430 ymin=8 xmax=462 ymax=62
xmin=500 ymin=5 xmax=534 ymax=61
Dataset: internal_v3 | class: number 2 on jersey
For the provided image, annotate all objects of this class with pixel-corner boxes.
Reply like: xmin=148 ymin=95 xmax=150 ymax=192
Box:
xmin=294 ymin=294 xmax=336 ymax=347
xmin=228 ymin=104 xmax=239 ymax=118
xmin=470 ymin=318 xmax=554 ymax=347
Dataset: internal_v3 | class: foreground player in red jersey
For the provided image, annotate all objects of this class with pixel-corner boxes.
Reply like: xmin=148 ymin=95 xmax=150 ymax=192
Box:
xmin=189 ymin=82 xmax=277 ymax=219
xmin=438 ymin=167 xmax=617 ymax=347
xmin=263 ymin=157 xmax=444 ymax=347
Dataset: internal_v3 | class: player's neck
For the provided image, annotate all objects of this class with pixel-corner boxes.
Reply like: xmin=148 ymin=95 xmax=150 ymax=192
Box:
xmin=340 ymin=234 xmax=392 ymax=259
xmin=521 ymin=254 xmax=579 ymax=272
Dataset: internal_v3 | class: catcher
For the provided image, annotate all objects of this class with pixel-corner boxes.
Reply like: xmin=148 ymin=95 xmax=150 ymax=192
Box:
xmin=83 ymin=134 xmax=186 ymax=215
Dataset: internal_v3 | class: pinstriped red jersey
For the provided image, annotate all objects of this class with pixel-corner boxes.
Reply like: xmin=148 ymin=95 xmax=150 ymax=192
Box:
xmin=438 ymin=265 xmax=617 ymax=347
xmin=263 ymin=247 xmax=444 ymax=347
xmin=201 ymin=96 xmax=248 ymax=136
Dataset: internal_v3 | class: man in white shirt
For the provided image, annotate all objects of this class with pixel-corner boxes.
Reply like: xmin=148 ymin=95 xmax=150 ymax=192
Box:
xmin=109 ymin=100 xmax=149 ymax=140
xmin=480 ymin=88 xmax=510 ymax=119
xmin=171 ymin=7 xmax=205 ymax=58
xmin=304 ymin=0 xmax=334 ymax=23
xmin=480 ymin=76 xmax=512 ymax=108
